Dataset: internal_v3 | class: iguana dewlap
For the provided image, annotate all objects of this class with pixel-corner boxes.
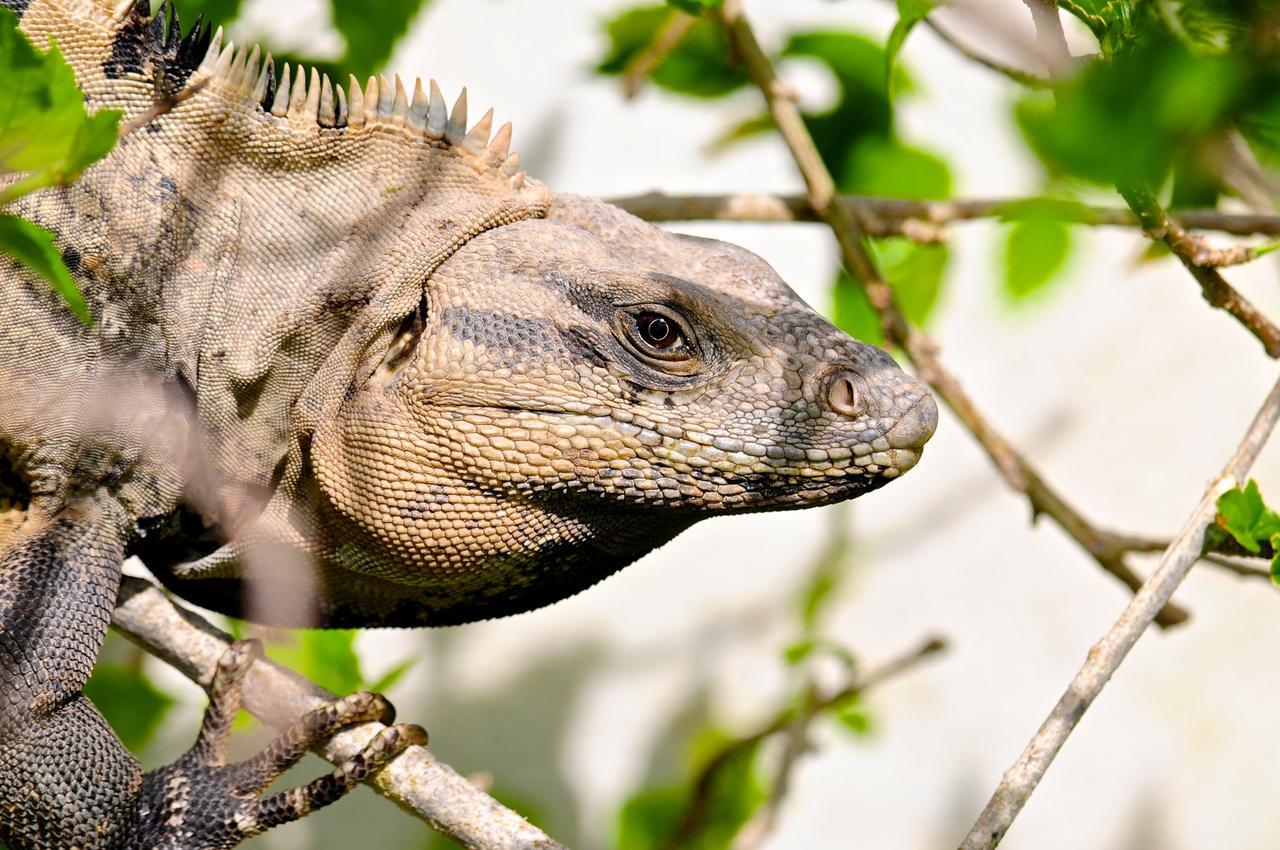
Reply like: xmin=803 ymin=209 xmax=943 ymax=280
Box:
xmin=0 ymin=1 xmax=938 ymax=847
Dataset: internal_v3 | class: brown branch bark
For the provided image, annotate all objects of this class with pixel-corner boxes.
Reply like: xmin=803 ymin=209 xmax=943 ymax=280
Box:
xmin=608 ymin=191 xmax=1280 ymax=239
xmin=713 ymin=1 xmax=1189 ymax=627
xmin=1119 ymin=183 xmax=1280 ymax=358
xmin=960 ymin=370 xmax=1280 ymax=848
xmin=111 ymin=576 xmax=568 ymax=850
xmin=620 ymin=10 xmax=696 ymax=99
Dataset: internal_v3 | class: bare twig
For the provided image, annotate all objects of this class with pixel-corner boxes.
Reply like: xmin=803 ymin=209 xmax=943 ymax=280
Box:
xmin=110 ymin=576 xmax=568 ymax=850
xmin=620 ymin=9 xmax=697 ymax=99
xmin=960 ymin=370 xmax=1280 ymax=849
xmin=1119 ymin=183 xmax=1280 ymax=358
xmin=667 ymin=636 xmax=947 ymax=850
xmin=118 ymin=77 xmax=208 ymax=139
xmin=1021 ymin=0 xmax=1072 ymax=74
xmin=921 ymin=16 xmax=1051 ymax=88
xmin=713 ymin=1 xmax=1189 ymax=627
xmin=608 ymin=191 xmax=1280 ymax=239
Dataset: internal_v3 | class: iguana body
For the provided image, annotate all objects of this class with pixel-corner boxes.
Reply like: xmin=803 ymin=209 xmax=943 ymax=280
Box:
xmin=0 ymin=0 xmax=938 ymax=846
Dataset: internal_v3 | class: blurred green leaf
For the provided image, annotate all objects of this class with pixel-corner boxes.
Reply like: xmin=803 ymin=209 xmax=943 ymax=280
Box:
xmin=266 ymin=630 xmax=363 ymax=695
xmin=830 ymin=693 xmax=873 ymax=738
xmin=367 ymin=657 xmax=415 ymax=695
xmin=1216 ymin=479 xmax=1280 ymax=555
xmin=840 ymin=137 xmax=951 ymax=198
xmin=833 ymin=241 xmax=946 ymax=346
xmin=666 ymin=0 xmax=721 ymax=13
xmin=617 ymin=734 xmax=766 ymax=850
xmin=0 ymin=8 xmax=121 ymax=184
xmin=885 ymin=0 xmax=938 ymax=100
xmin=1015 ymin=38 xmax=1244 ymax=186
xmin=1001 ymin=216 xmax=1072 ymax=303
xmin=783 ymin=639 xmax=818 ymax=665
xmin=85 ymin=660 xmax=175 ymax=751
xmin=331 ymin=0 xmax=432 ymax=79
xmin=1153 ymin=0 xmax=1244 ymax=56
xmin=0 ymin=214 xmax=89 ymax=323
xmin=171 ymin=0 xmax=245 ymax=26
xmin=596 ymin=5 xmax=747 ymax=98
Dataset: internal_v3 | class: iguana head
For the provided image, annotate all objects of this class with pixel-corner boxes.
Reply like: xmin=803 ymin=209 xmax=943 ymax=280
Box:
xmin=311 ymin=195 xmax=936 ymax=623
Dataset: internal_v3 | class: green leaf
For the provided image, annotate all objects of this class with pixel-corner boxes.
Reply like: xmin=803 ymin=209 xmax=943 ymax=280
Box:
xmin=1216 ymin=479 xmax=1280 ymax=555
xmin=0 ymin=214 xmax=89 ymax=323
xmin=1015 ymin=38 xmax=1244 ymax=187
xmin=266 ymin=630 xmax=363 ymax=696
xmin=366 ymin=657 xmax=415 ymax=694
xmin=830 ymin=693 xmax=873 ymax=738
xmin=839 ymin=137 xmax=951 ymax=199
xmin=171 ymin=0 xmax=245 ymax=27
xmin=331 ymin=0 xmax=432 ymax=79
xmin=85 ymin=662 xmax=175 ymax=751
xmin=1154 ymin=0 xmax=1244 ymax=57
xmin=885 ymin=0 xmax=938 ymax=100
xmin=1002 ymin=216 xmax=1072 ymax=303
xmin=666 ymin=0 xmax=721 ymax=13
xmin=1059 ymin=0 xmax=1138 ymax=54
xmin=596 ymin=6 xmax=747 ymax=99
xmin=783 ymin=639 xmax=817 ymax=665
xmin=0 ymin=9 xmax=121 ymax=188
xmin=832 ymin=240 xmax=946 ymax=346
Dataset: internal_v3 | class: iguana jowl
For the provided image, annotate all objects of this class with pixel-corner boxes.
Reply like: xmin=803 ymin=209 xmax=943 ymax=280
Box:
xmin=0 ymin=0 xmax=938 ymax=846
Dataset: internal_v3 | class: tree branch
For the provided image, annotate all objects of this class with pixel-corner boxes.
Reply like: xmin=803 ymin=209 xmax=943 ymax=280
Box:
xmin=608 ymin=191 xmax=1280 ymax=239
xmin=1119 ymin=183 xmax=1280 ymax=358
xmin=620 ymin=9 xmax=696 ymax=99
xmin=111 ymin=576 xmax=568 ymax=850
xmin=960 ymin=369 xmax=1280 ymax=849
xmin=713 ymin=1 xmax=1189 ymax=627
xmin=920 ymin=16 xmax=1051 ymax=88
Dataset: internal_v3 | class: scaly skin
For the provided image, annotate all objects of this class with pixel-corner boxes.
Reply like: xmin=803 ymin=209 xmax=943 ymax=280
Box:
xmin=0 ymin=0 xmax=938 ymax=846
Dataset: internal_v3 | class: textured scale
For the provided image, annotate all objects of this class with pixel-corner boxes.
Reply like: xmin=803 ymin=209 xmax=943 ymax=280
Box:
xmin=0 ymin=0 xmax=936 ymax=847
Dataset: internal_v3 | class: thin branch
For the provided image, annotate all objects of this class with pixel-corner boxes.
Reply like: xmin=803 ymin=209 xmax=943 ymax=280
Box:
xmin=960 ymin=370 xmax=1280 ymax=849
xmin=607 ymin=191 xmax=1280 ymax=238
xmin=110 ymin=576 xmax=568 ymax=850
xmin=620 ymin=10 xmax=696 ymax=99
xmin=921 ymin=16 xmax=1051 ymax=88
xmin=667 ymin=636 xmax=947 ymax=850
xmin=1119 ymin=183 xmax=1280 ymax=358
xmin=1021 ymin=0 xmax=1073 ymax=75
xmin=713 ymin=1 xmax=1189 ymax=627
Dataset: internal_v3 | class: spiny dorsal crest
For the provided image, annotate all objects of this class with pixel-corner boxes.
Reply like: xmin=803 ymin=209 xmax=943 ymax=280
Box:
xmin=99 ymin=0 xmax=523 ymax=187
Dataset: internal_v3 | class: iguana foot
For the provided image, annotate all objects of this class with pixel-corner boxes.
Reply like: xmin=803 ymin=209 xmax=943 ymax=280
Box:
xmin=131 ymin=640 xmax=426 ymax=849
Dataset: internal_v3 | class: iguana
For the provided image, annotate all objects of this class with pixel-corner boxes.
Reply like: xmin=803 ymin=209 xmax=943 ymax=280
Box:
xmin=0 ymin=0 xmax=939 ymax=846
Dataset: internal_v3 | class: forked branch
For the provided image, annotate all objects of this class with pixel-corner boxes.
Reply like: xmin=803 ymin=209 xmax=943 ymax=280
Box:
xmin=111 ymin=576 xmax=567 ymax=850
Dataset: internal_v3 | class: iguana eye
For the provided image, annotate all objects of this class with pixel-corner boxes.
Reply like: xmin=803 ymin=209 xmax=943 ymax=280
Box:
xmin=636 ymin=313 xmax=679 ymax=349
xmin=619 ymin=307 xmax=695 ymax=364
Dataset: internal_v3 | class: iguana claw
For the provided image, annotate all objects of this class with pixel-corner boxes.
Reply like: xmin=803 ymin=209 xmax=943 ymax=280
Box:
xmin=129 ymin=640 xmax=426 ymax=849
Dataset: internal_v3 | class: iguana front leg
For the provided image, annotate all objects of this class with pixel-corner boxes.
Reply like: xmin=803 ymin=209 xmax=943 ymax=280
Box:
xmin=0 ymin=498 xmax=142 ymax=848
xmin=0 ymin=500 xmax=425 ymax=849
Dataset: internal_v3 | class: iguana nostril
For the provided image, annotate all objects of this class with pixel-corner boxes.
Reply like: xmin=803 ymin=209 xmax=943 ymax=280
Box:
xmin=887 ymin=393 xmax=939 ymax=450
xmin=826 ymin=372 xmax=863 ymax=417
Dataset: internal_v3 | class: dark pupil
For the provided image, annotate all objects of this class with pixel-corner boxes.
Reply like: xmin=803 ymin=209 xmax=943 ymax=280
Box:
xmin=639 ymin=314 xmax=676 ymax=348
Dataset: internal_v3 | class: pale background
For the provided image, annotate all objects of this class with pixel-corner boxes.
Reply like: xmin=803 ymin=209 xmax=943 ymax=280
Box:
xmin=135 ymin=1 xmax=1280 ymax=847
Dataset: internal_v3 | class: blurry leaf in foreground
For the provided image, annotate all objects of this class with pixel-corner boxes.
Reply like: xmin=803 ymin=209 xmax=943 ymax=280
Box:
xmin=0 ymin=214 xmax=89 ymax=323
xmin=839 ymin=136 xmax=951 ymax=199
xmin=885 ymin=0 xmax=938 ymax=100
xmin=1001 ymin=215 xmax=1072 ymax=304
xmin=1015 ymin=38 xmax=1243 ymax=187
xmin=596 ymin=5 xmax=747 ymax=98
xmin=0 ymin=8 xmax=120 ymax=184
xmin=330 ymin=0 xmax=432 ymax=79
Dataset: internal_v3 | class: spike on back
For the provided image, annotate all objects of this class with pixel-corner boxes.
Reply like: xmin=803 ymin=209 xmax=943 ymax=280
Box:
xmin=110 ymin=1 xmax=529 ymax=185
